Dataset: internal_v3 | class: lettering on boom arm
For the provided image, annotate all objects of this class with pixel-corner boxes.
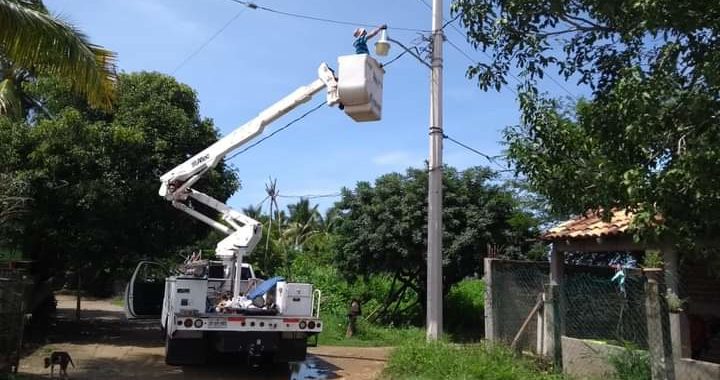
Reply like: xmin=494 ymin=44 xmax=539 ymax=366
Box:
xmin=191 ymin=154 xmax=210 ymax=168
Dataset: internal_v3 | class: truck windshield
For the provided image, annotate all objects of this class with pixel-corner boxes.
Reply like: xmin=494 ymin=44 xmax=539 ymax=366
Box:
xmin=240 ymin=267 xmax=251 ymax=280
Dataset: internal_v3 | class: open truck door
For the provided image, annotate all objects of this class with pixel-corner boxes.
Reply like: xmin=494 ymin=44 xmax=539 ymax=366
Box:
xmin=125 ymin=261 xmax=169 ymax=319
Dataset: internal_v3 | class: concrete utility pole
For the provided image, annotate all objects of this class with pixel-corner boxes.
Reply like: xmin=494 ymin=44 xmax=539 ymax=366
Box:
xmin=426 ymin=0 xmax=444 ymax=341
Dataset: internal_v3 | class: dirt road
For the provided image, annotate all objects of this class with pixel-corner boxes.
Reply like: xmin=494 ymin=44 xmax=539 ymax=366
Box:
xmin=18 ymin=295 xmax=389 ymax=379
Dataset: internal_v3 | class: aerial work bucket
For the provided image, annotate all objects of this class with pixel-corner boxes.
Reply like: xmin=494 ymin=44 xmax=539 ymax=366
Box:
xmin=337 ymin=54 xmax=384 ymax=122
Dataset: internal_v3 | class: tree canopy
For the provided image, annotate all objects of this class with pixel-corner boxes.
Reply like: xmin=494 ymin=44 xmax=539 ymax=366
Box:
xmin=453 ymin=0 xmax=720 ymax=244
xmin=0 ymin=72 xmax=238 ymax=291
xmin=333 ymin=166 xmax=540 ymax=319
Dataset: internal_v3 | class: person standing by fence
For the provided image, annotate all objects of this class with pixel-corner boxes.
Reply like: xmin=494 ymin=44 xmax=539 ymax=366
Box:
xmin=346 ymin=299 xmax=362 ymax=338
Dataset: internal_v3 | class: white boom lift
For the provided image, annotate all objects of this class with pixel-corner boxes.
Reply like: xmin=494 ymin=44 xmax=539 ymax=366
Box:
xmin=125 ymin=55 xmax=384 ymax=365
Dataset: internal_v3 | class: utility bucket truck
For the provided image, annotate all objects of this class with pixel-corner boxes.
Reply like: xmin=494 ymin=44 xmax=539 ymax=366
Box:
xmin=124 ymin=55 xmax=384 ymax=365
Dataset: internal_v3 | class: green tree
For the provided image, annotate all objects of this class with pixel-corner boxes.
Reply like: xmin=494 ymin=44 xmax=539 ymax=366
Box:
xmin=0 ymin=72 xmax=238 ymax=293
xmin=333 ymin=166 xmax=539 ymax=322
xmin=0 ymin=0 xmax=117 ymax=118
xmin=453 ymin=0 xmax=720 ymax=244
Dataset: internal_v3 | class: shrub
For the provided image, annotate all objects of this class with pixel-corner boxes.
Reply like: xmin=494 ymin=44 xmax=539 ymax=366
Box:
xmin=608 ymin=344 xmax=650 ymax=380
xmin=445 ymin=279 xmax=485 ymax=338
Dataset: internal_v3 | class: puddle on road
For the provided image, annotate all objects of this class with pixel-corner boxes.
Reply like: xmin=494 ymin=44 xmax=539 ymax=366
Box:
xmin=289 ymin=358 xmax=330 ymax=380
xmin=181 ymin=355 xmax=335 ymax=379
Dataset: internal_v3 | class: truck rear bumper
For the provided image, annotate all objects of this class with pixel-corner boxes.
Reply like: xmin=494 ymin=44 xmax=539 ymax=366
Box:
xmin=210 ymin=331 xmax=308 ymax=361
xmin=171 ymin=314 xmax=323 ymax=334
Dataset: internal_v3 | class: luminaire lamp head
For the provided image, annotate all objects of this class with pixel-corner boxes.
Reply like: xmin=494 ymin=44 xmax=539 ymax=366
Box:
xmin=374 ymin=29 xmax=391 ymax=57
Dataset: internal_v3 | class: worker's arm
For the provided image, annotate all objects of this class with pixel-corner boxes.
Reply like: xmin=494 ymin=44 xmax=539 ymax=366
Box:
xmin=366 ymin=24 xmax=387 ymax=40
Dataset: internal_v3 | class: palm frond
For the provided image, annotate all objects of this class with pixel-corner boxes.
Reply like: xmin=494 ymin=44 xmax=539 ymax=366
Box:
xmin=0 ymin=0 xmax=117 ymax=110
xmin=0 ymin=77 xmax=22 ymax=118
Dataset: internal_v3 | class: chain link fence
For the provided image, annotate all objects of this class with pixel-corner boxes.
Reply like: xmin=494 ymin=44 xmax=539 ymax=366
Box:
xmin=563 ymin=266 xmax=648 ymax=348
xmin=486 ymin=260 xmax=548 ymax=353
xmin=486 ymin=258 xmax=720 ymax=380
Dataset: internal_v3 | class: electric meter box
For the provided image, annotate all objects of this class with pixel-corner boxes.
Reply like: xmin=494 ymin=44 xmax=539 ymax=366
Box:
xmin=338 ymin=54 xmax=384 ymax=122
xmin=276 ymin=282 xmax=313 ymax=316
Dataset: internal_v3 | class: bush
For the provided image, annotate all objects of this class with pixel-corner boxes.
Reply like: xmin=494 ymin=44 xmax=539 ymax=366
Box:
xmin=384 ymin=340 xmax=564 ymax=380
xmin=283 ymin=254 xmax=411 ymax=321
xmin=608 ymin=344 xmax=650 ymax=380
xmin=445 ymin=279 xmax=485 ymax=338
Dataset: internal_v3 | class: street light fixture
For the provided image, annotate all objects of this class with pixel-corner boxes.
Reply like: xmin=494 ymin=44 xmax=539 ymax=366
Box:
xmin=375 ymin=29 xmax=391 ymax=57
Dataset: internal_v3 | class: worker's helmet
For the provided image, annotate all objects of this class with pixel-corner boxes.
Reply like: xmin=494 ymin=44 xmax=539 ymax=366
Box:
xmin=353 ymin=27 xmax=367 ymax=37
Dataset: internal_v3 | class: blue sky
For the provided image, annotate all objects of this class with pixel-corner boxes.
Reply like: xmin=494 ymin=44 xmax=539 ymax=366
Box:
xmin=45 ymin=0 xmax=582 ymax=212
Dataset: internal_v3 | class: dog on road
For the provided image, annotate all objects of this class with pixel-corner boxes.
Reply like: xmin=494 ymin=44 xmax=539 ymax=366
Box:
xmin=44 ymin=351 xmax=74 ymax=379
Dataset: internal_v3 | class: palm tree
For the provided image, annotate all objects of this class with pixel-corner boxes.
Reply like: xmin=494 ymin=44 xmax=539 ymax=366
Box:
xmin=0 ymin=0 xmax=117 ymax=118
xmin=285 ymin=199 xmax=322 ymax=249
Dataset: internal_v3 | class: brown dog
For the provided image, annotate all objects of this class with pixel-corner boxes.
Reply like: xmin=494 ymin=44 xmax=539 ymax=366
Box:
xmin=44 ymin=351 xmax=74 ymax=379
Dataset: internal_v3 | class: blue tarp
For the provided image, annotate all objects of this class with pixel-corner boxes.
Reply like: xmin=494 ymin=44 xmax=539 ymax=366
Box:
xmin=247 ymin=276 xmax=285 ymax=300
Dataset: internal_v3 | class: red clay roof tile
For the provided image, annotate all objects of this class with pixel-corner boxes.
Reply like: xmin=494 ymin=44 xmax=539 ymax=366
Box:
xmin=542 ymin=209 xmax=634 ymax=240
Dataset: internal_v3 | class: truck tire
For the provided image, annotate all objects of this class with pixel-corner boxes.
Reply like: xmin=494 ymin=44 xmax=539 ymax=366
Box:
xmin=165 ymin=335 xmax=207 ymax=366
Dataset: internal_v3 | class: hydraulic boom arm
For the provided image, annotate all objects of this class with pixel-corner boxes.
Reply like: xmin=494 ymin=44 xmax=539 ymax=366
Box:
xmin=158 ymin=63 xmax=339 ymax=260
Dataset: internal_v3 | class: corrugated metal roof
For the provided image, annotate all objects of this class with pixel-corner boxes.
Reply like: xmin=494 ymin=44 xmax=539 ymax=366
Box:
xmin=542 ymin=209 xmax=634 ymax=240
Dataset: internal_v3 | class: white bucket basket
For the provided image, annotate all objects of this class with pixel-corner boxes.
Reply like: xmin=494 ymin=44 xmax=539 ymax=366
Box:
xmin=337 ymin=54 xmax=384 ymax=122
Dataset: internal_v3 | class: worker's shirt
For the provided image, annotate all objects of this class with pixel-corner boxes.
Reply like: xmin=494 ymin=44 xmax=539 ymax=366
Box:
xmin=353 ymin=35 xmax=369 ymax=54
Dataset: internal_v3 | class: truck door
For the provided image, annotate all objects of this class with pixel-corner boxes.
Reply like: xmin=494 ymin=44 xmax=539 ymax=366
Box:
xmin=125 ymin=261 xmax=169 ymax=319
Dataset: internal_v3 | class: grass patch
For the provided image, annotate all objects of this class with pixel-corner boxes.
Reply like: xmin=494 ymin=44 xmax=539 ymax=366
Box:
xmin=110 ymin=296 xmax=124 ymax=307
xmin=384 ymin=340 xmax=565 ymax=380
xmin=317 ymin=313 xmax=424 ymax=347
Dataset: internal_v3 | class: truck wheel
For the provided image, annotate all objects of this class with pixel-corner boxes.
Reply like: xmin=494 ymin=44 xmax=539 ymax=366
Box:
xmin=165 ymin=335 xmax=207 ymax=366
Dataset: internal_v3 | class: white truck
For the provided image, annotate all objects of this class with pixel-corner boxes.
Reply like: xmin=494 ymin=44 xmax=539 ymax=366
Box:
xmin=124 ymin=55 xmax=385 ymax=365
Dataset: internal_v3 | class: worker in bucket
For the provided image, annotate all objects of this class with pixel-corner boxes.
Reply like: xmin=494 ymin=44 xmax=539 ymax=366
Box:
xmin=353 ymin=24 xmax=387 ymax=55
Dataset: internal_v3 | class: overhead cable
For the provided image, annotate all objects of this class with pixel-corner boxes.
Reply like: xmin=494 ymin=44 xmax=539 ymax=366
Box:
xmin=277 ymin=193 xmax=341 ymax=199
xmin=226 ymin=101 xmax=326 ymax=161
xmin=443 ymin=133 xmax=507 ymax=170
xmin=172 ymin=6 xmax=249 ymax=74
xmin=226 ymin=0 xmax=429 ymax=32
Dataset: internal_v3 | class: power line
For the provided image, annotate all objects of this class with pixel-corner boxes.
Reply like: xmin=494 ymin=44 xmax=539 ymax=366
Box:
xmin=226 ymin=0 xmax=428 ymax=32
xmin=255 ymin=194 xmax=270 ymax=208
xmin=226 ymin=101 xmax=326 ymax=161
xmin=443 ymin=133 xmax=507 ymax=169
xmin=172 ymin=6 xmax=249 ymax=74
xmin=381 ymin=50 xmax=409 ymax=68
xmin=277 ymin=193 xmax=341 ymax=199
